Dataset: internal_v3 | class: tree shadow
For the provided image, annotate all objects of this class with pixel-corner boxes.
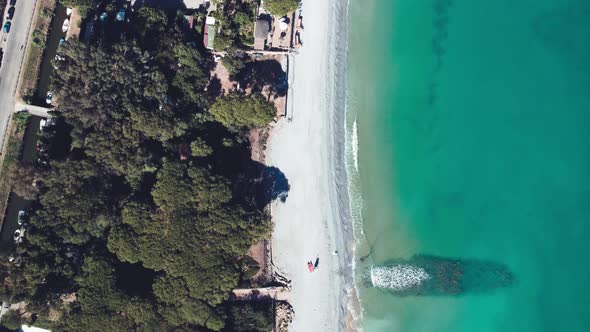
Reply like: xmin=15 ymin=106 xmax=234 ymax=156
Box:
xmin=366 ymin=254 xmax=515 ymax=296
xmin=234 ymin=161 xmax=290 ymax=210
xmin=132 ymin=0 xmax=188 ymax=11
xmin=207 ymin=75 xmax=223 ymax=97
xmin=235 ymin=59 xmax=288 ymax=97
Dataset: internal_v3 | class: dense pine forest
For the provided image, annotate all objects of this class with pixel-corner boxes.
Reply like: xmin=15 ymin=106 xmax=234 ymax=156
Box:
xmin=0 ymin=5 xmax=285 ymax=331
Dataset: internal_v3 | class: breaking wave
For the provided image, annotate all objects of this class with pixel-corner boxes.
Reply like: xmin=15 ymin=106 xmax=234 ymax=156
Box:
xmin=351 ymin=118 xmax=359 ymax=171
xmin=364 ymin=255 xmax=515 ymax=296
xmin=370 ymin=265 xmax=430 ymax=290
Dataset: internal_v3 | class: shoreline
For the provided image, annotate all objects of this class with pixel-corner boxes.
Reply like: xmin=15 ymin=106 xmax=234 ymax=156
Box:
xmin=266 ymin=0 xmax=357 ymax=330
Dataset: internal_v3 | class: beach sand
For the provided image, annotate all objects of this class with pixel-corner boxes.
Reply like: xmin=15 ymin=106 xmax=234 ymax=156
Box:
xmin=266 ymin=0 xmax=355 ymax=331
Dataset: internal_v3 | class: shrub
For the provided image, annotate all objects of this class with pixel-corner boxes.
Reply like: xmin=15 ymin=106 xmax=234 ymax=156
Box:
xmin=12 ymin=111 xmax=31 ymax=132
xmin=264 ymin=0 xmax=299 ymax=17
xmin=209 ymin=93 xmax=275 ymax=129
xmin=229 ymin=301 xmax=273 ymax=332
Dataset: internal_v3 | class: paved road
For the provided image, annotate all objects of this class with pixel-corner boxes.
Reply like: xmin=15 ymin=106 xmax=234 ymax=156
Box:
xmin=15 ymin=102 xmax=52 ymax=117
xmin=0 ymin=0 xmax=37 ymax=153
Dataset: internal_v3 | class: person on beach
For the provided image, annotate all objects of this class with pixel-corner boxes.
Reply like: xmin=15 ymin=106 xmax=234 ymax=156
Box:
xmin=307 ymin=261 xmax=314 ymax=272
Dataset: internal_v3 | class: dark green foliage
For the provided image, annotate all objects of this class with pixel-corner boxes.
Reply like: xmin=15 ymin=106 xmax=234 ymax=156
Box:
xmin=35 ymin=159 xmax=115 ymax=243
xmin=0 ymin=2 xmax=4 ymax=32
xmin=214 ymin=0 xmax=257 ymax=48
xmin=0 ymin=310 xmax=24 ymax=330
xmin=1 ymin=7 xmax=282 ymax=332
xmin=132 ymin=7 xmax=168 ymax=39
xmin=222 ymin=49 xmax=250 ymax=78
xmin=233 ymin=3 xmax=256 ymax=45
xmin=214 ymin=32 xmax=234 ymax=51
xmin=171 ymin=43 xmax=212 ymax=106
xmin=12 ymin=111 xmax=31 ymax=131
xmin=53 ymin=41 xmax=168 ymax=130
xmin=228 ymin=301 xmax=274 ymax=332
xmin=158 ymin=300 xmax=223 ymax=330
xmin=153 ymin=275 xmax=189 ymax=304
xmin=209 ymin=93 xmax=276 ymax=129
xmin=264 ymin=0 xmax=300 ymax=16
xmin=239 ymin=255 xmax=261 ymax=280
xmin=6 ymin=161 xmax=41 ymax=200
xmin=76 ymin=258 xmax=128 ymax=314
xmin=190 ymin=137 xmax=213 ymax=157
xmin=59 ymin=0 xmax=93 ymax=16
xmin=32 ymin=29 xmax=47 ymax=47
xmin=151 ymin=161 xmax=199 ymax=211
xmin=59 ymin=0 xmax=93 ymax=7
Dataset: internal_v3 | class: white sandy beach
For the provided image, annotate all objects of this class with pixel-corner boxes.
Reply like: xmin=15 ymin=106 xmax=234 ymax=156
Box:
xmin=267 ymin=0 xmax=354 ymax=331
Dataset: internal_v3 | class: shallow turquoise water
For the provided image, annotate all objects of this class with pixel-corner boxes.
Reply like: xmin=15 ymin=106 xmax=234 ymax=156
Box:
xmin=347 ymin=0 xmax=590 ymax=331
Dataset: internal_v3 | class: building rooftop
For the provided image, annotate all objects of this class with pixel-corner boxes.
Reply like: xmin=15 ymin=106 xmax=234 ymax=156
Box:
xmin=203 ymin=18 xmax=216 ymax=50
xmin=254 ymin=19 xmax=271 ymax=50
xmin=255 ymin=19 xmax=270 ymax=39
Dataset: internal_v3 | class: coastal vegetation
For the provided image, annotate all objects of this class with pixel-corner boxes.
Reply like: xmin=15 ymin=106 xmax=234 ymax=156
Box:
xmin=0 ymin=6 xmax=283 ymax=331
xmin=59 ymin=0 xmax=92 ymax=16
xmin=222 ymin=49 xmax=249 ymax=77
xmin=210 ymin=93 xmax=276 ymax=130
xmin=0 ymin=112 xmax=31 ymax=229
xmin=20 ymin=0 xmax=56 ymax=103
xmin=228 ymin=301 xmax=274 ymax=331
xmin=211 ymin=0 xmax=257 ymax=49
xmin=0 ymin=1 xmax=6 ymax=28
xmin=263 ymin=0 xmax=300 ymax=16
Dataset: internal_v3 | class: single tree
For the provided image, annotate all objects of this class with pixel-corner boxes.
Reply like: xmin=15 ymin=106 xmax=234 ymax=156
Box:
xmin=209 ymin=93 xmax=276 ymax=129
xmin=190 ymin=137 xmax=213 ymax=157
xmin=7 ymin=162 xmax=39 ymax=200
xmin=263 ymin=0 xmax=300 ymax=17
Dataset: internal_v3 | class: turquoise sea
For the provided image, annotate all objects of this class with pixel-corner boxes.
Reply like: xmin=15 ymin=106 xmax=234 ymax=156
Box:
xmin=346 ymin=0 xmax=590 ymax=331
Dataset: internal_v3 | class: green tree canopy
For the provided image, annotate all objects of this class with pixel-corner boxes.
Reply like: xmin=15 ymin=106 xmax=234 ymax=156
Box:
xmin=6 ymin=161 xmax=40 ymax=200
xmin=59 ymin=0 xmax=93 ymax=16
xmin=190 ymin=137 xmax=213 ymax=157
xmin=3 ymin=8 xmax=282 ymax=331
xmin=229 ymin=301 xmax=274 ymax=332
xmin=222 ymin=49 xmax=249 ymax=78
xmin=209 ymin=93 xmax=276 ymax=129
xmin=264 ymin=0 xmax=300 ymax=16
xmin=131 ymin=7 xmax=168 ymax=39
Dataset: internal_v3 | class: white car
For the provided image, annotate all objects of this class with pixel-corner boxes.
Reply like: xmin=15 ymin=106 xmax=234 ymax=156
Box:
xmin=13 ymin=229 xmax=24 ymax=242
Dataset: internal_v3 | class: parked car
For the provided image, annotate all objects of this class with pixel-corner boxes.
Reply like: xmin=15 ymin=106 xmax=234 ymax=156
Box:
xmin=18 ymin=210 xmax=25 ymax=225
xmin=14 ymin=229 xmax=24 ymax=243
xmin=3 ymin=22 xmax=11 ymax=33
xmin=6 ymin=7 xmax=15 ymax=20
xmin=10 ymin=0 xmax=16 ymax=6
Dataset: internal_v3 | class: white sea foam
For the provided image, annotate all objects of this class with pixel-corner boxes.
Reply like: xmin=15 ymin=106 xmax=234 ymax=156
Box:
xmin=344 ymin=56 xmax=367 ymax=328
xmin=343 ymin=34 xmax=367 ymax=331
xmin=351 ymin=118 xmax=359 ymax=171
xmin=370 ymin=265 xmax=430 ymax=290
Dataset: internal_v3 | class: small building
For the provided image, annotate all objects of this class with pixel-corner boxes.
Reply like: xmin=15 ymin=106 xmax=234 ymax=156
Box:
xmin=254 ymin=19 xmax=270 ymax=50
xmin=183 ymin=15 xmax=194 ymax=30
xmin=203 ymin=16 xmax=216 ymax=50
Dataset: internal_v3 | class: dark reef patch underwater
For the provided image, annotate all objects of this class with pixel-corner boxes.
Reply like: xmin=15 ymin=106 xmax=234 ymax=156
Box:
xmin=364 ymin=255 xmax=514 ymax=296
